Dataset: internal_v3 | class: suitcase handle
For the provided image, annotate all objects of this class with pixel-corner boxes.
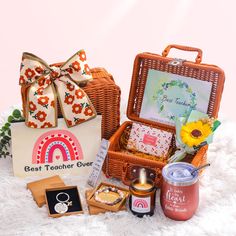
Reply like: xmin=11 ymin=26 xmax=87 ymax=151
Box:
xmin=122 ymin=163 xmax=162 ymax=187
xmin=162 ymin=44 xmax=203 ymax=64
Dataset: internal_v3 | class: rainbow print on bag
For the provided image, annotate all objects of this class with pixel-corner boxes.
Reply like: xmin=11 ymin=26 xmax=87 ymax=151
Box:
xmin=32 ymin=130 xmax=83 ymax=164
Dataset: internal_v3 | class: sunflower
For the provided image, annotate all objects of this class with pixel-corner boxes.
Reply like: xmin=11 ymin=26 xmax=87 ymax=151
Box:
xmin=180 ymin=121 xmax=212 ymax=147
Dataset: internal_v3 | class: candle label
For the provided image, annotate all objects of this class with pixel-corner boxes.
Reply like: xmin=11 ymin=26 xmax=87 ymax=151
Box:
xmin=131 ymin=195 xmax=151 ymax=213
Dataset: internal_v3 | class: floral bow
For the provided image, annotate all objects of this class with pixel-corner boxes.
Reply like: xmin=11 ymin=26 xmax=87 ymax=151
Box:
xmin=19 ymin=50 xmax=96 ymax=128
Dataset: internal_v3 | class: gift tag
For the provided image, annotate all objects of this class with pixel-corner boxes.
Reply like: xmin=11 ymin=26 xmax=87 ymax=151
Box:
xmin=87 ymin=139 xmax=110 ymax=187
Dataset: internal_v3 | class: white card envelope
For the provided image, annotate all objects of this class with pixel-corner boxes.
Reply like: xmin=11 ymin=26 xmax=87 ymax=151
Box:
xmin=127 ymin=122 xmax=173 ymax=157
xmin=11 ymin=116 xmax=101 ymax=177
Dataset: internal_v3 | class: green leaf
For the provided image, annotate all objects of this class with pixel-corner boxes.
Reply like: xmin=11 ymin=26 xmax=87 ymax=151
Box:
xmin=1 ymin=139 xmax=6 ymax=145
xmin=8 ymin=115 xmax=14 ymax=123
xmin=3 ymin=136 xmax=10 ymax=141
xmin=160 ymin=105 xmax=164 ymax=111
xmin=8 ymin=129 xmax=11 ymax=136
xmin=187 ymin=88 xmax=192 ymax=93
xmin=12 ymin=109 xmax=21 ymax=119
xmin=4 ymin=123 xmax=10 ymax=128
xmin=65 ymin=92 xmax=70 ymax=97
xmin=212 ymin=120 xmax=221 ymax=132
xmin=2 ymin=126 xmax=7 ymax=132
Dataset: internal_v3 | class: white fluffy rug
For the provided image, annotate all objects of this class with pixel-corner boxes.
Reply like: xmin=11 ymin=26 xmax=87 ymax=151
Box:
xmin=1 ymin=117 xmax=236 ymax=236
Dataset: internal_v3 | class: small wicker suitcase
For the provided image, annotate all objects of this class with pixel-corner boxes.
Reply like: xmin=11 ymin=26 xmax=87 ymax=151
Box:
xmin=82 ymin=67 xmax=121 ymax=139
xmin=105 ymin=44 xmax=225 ymax=187
xmin=21 ymin=67 xmax=121 ymax=140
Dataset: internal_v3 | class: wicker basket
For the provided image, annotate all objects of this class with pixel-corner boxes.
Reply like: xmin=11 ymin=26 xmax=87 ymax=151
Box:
xmin=82 ymin=67 xmax=121 ymax=139
xmin=21 ymin=67 xmax=121 ymax=140
xmin=105 ymin=44 xmax=225 ymax=187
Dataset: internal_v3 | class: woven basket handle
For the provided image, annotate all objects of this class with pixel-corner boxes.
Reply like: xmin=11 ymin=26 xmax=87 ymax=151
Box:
xmin=162 ymin=44 xmax=203 ymax=64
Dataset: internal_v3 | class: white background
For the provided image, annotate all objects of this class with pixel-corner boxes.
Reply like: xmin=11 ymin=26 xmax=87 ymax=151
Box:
xmin=0 ymin=0 xmax=235 ymax=121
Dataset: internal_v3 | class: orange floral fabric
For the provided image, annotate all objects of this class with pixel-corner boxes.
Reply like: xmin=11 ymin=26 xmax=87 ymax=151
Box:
xmin=19 ymin=50 xmax=96 ymax=128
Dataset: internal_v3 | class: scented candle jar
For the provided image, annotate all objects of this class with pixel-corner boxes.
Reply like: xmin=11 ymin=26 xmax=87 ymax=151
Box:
xmin=129 ymin=178 xmax=156 ymax=217
xmin=161 ymin=163 xmax=199 ymax=221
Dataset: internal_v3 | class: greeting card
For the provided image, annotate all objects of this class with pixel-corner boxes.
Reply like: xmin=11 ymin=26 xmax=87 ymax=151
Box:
xmin=127 ymin=122 xmax=173 ymax=157
xmin=11 ymin=116 xmax=101 ymax=177
xmin=140 ymin=70 xmax=212 ymax=125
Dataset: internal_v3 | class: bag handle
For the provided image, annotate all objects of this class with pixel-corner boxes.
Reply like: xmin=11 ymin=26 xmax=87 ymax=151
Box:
xmin=162 ymin=44 xmax=203 ymax=64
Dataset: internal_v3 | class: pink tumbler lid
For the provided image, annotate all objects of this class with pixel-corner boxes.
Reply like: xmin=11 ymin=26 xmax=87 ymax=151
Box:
xmin=162 ymin=162 xmax=198 ymax=186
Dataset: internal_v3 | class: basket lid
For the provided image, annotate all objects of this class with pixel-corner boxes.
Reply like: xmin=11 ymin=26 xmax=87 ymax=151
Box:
xmin=127 ymin=45 xmax=225 ymax=132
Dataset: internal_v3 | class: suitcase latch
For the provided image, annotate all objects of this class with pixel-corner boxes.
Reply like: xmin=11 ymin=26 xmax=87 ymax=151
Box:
xmin=168 ymin=58 xmax=186 ymax=66
xmin=130 ymin=166 xmax=156 ymax=181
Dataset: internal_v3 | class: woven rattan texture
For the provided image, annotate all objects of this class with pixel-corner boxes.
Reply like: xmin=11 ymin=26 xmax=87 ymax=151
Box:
xmin=127 ymin=53 xmax=225 ymax=131
xmin=106 ymin=50 xmax=225 ymax=187
xmin=21 ymin=67 xmax=121 ymax=140
xmin=134 ymin=58 xmax=220 ymax=117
